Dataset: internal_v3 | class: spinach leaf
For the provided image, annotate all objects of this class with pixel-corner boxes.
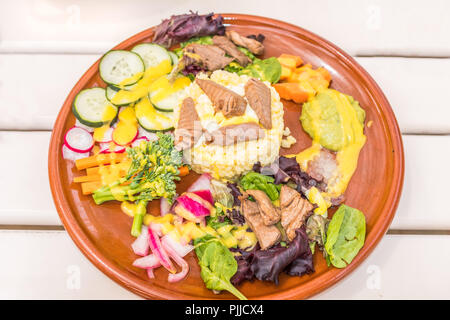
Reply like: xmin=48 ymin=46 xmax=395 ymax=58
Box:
xmin=238 ymin=57 xmax=282 ymax=84
xmin=239 ymin=171 xmax=280 ymax=201
xmin=194 ymin=236 xmax=247 ymax=300
xmin=180 ymin=35 xmax=213 ymax=48
xmin=325 ymin=205 xmax=366 ymax=268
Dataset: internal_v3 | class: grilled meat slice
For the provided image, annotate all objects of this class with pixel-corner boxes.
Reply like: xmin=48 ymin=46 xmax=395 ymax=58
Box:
xmin=246 ymin=189 xmax=280 ymax=225
xmin=241 ymin=198 xmax=281 ymax=250
xmin=184 ymin=44 xmax=233 ymax=71
xmin=195 ymin=78 xmax=247 ymax=117
xmin=245 ymin=78 xmax=272 ymax=129
xmin=280 ymin=185 xmax=314 ymax=241
xmin=226 ymin=30 xmax=265 ymax=55
xmin=212 ymin=35 xmax=252 ymax=67
xmin=205 ymin=122 xmax=265 ymax=146
xmin=174 ymin=97 xmax=203 ymax=150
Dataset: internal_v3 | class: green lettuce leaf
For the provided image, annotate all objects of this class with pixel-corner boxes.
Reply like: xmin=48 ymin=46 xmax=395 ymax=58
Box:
xmin=325 ymin=205 xmax=366 ymax=268
xmin=238 ymin=57 xmax=282 ymax=83
xmin=194 ymin=236 xmax=247 ymax=300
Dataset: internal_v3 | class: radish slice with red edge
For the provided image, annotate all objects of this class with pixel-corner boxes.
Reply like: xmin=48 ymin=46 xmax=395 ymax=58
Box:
xmin=132 ymin=254 xmax=161 ymax=269
xmin=191 ymin=190 xmax=214 ymax=205
xmin=161 ymin=234 xmax=193 ymax=258
xmin=187 ymin=173 xmax=212 ymax=192
xmin=99 ymin=142 xmax=126 ymax=154
xmin=147 ymin=268 xmax=155 ymax=279
xmin=75 ymin=119 xmax=94 ymax=133
xmin=138 ymin=127 xmax=159 ymax=142
xmin=162 ymin=241 xmax=189 ymax=283
xmin=148 ymin=225 xmax=176 ymax=273
xmin=64 ymin=127 xmax=94 ymax=153
xmin=131 ymin=137 xmax=148 ymax=148
xmin=178 ymin=193 xmax=212 ymax=216
xmin=62 ymin=144 xmax=90 ymax=161
xmin=131 ymin=226 xmax=150 ymax=256
xmin=160 ymin=197 xmax=171 ymax=216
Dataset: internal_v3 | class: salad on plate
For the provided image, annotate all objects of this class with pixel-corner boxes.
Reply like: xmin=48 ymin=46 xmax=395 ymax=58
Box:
xmin=62 ymin=12 xmax=368 ymax=300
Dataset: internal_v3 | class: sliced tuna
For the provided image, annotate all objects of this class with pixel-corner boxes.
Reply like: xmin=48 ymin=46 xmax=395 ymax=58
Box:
xmin=245 ymin=78 xmax=272 ymax=129
xmin=195 ymin=78 xmax=247 ymax=117
xmin=246 ymin=189 xmax=280 ymax=225
xmin=184 ymin=44 xmax=233 ymax=71
xmin=226 ymin=30 xmax=265 ymax=55
xmin=212 ymin=35 xmax=252 ymax=67
xmin=241 ymin=198 xmax=281 ymax=250
xmin=174 ymin=97 xmax=203 ymax=150
xmin=280 ymin=185 xmax=314 ymax=241
xmin=205 ymin=122 xmax=265 ymax=146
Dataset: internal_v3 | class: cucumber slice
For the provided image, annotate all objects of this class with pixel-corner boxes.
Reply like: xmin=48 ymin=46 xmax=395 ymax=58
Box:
xmin=131 ymin=43 xmax=171 ymax=69
xmin=99 ymin=50 xmax=144 ymax=86
xmin=135 ymin=97 xmax=175 ymax=132
xmin=105 ymin=85 xmax=139 ymax=106
xmin=149 ymin=75 xmax=191 ymax=112
xmin=168 ymin=51 xmax=179 ymax=65
xmin=72 ymin=88 xmax=118 ymax=127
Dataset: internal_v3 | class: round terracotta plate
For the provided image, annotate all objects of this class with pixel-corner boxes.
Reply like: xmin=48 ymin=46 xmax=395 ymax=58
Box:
xmin=49 ymin=14 xmax=404 ymax=299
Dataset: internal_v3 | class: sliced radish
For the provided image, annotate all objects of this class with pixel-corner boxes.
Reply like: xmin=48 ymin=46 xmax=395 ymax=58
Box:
xmin=62 ymin=144 xmax=90 ymax=161
xmin=99 ymin=142 xmax=126 ymax=154
xmin=178 ymin=193 xmax=213 ymax=216
xmin=93 ymin=126 xmax=113 ymax=143
xmin=174 ymin=204 xmax=201 ymax=223
xmin=75 ymin=119 xmax=94 ymax=133
xmin=161 ymin=234 xmax=193 ymax=258
xmin=64 ymin=127 xmax=94 ymax=153
xmin=148 ymin=225 xmax=176 ymax=273
xmin=132 ymin=254 xmax=161 ymax=269
xmin=191 ymin=190 xmax=214 ymax=205
xmin=187 ymin=173 xmax=212 ymax=192
xmin=160 ymin=197 xmax=171 ymax=216
xmin=131 ymin=225 xmax=150 ymax=256
xmin=138 ymin=127 xmax=159 ymax=142
xmin=131 ymin=137 xmax=148 ymax=148
xmin=147 ymin=268 xmax=155 ymax=279
xmin=162 ymin=241 xmax=189 ymax=283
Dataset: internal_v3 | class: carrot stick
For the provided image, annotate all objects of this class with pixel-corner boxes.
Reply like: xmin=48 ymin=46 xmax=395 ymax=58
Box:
xmin=178 ymin=166 xmax=190 ymax=177
xmin=81 ymin=181 xmax=103 ymax=195
xmin=85 ymin=165 xmax=129 ymax=176
xmin=75 ymin=153 xmax=127 ymax=170
xmin=74 ymin=174 xmax=101 ymax=183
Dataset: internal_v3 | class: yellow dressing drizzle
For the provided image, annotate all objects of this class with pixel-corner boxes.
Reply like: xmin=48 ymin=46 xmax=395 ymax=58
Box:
xmin=288 ymin=89 xmax=366 ymax=202
xmin=111 ymin=60 xmax=172 ymax=105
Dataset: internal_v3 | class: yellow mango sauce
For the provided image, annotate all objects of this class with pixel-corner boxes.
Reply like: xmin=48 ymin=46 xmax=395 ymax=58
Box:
xmin=149 ymin=75 xmax=191 ymax=104
xmin=288 ymin=89 xmax=367 ymax=207
xmin=111 ymin=59 xmax=172 ymax=105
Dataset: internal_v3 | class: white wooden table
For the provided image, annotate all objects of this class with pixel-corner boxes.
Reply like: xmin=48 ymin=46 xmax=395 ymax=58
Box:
xmin=1 ymin=0 xmax=449 ymax=299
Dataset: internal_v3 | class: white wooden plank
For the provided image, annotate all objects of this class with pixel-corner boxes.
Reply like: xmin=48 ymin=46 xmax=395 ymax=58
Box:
xmin=390 ymin=135 xmax=450 ymax=230
xmin=314 ymin=234 xmax=450 ymax=299
xmin=357 ymin=58 xmax=450 ymax=134
xmin=1 ymin=54 xmax=449 ymax=133
xmin=0 ymin=131 xmax=448 ymax=230
xmin=0 ymin=230 xmax=138 ymax=299
xmin=1 ymin=0 xmax=450 ymax=56
xmin=0 ymin=54 xmax=99 ymax=130
xmin=0 ymin=230 xmax=448 ymax=299
xmin=0 ymin=131 xmax=59 ymax=225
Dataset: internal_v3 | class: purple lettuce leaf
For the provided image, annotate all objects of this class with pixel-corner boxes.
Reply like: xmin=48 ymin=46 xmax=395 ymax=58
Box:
xmin=231 ymin=226 xmax=313 ymax=286
xmin=153 ymin=12 xmax=225 ymax=48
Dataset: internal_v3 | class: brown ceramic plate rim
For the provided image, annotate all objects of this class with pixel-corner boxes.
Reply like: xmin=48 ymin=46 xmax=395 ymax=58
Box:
xmin=48 ymin=14 xmax=404 ymax=300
